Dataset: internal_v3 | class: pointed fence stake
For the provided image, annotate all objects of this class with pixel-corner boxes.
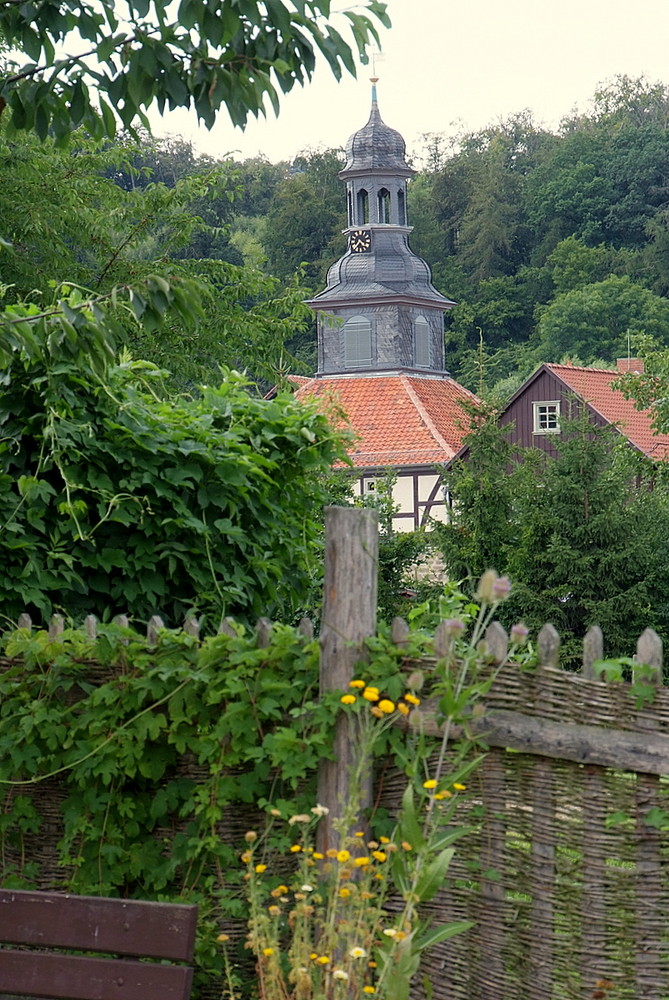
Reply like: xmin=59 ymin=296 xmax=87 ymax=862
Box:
xmin=48 ymin=614 xmax=64 ymax=641
xmin=146 ymin=616 xmax=164 ymax=645
xmin=537 ymin=623 xmax=560 ymax=669
xmin=485 ymin=621 xmax=508 ymax=665
xmin=391 ymin=617 xmax=410 ymax=648
xmin=183 ymin=617 xmax=200 ymax=639
xmin=298 ymin=618 xmax=314 ymax=641
xmin=84 ymin=615 xmax=98 ymax=640
xmin=582 ymin=625 xmax=604 ymax=679
xmin=256 ymin=618 xmax=273 ymax=649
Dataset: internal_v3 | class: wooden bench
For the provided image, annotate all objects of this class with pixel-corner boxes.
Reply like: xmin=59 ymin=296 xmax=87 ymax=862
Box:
xmin=0 ymin=888 xmax=198 ymax=1000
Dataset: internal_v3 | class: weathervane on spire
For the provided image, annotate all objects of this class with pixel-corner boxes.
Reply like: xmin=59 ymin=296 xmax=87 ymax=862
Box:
xmin=370 ymin=49 xmax=384 ymax=84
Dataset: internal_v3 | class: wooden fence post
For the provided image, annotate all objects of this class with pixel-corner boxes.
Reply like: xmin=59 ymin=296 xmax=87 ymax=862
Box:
xmin=317 ymin=506 xmax=378 ymax=853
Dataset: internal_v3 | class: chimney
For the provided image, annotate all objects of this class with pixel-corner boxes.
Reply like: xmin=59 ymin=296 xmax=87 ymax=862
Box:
xmin=616 ymin=358 xmax=644 ymax=374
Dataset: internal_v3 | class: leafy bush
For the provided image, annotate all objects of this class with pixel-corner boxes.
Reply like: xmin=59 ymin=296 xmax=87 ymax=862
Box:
xmin=0 ymin=315 xmax=345 ymax=625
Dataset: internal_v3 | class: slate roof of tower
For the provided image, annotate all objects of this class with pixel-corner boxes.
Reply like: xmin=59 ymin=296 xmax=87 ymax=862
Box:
xmin=292 ymin=373 xmax=479 ymax=468
xmin=340 ymin=93 xmax=414 ymax=176
xmin=545 ymin=363 xmax=669 ymax=459
xmin=308 ymin=232 xmax=453 ymax=308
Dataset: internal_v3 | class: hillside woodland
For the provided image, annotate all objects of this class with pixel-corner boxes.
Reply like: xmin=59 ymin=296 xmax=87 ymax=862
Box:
xmin=100 ymin=74 xmax=669 ymax=395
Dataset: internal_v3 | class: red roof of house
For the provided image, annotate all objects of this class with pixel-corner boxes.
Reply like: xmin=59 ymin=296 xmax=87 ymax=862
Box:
xmin=293 ymin=372 xmax=478 ymax=468
xmin=547 ymin=363 xmax=669 ymax=459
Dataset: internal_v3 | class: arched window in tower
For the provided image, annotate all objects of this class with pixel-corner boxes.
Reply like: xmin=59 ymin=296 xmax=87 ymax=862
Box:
xmin=415 ymin=316 xmax=430 ymax=368
xmin=356 ymin=189 xmax=369 ymax=225
xmin=378 ymin=188 xmax=391 ymax=223
xmin=397 ymin=189 xmax=406 ymax=225
xmin=344 ymin=315 xmax=372 ymax=368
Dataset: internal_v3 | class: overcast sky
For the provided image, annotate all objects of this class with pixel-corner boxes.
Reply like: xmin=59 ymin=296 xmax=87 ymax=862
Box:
xmin=151 ymin=0 xmax=669 ymax=164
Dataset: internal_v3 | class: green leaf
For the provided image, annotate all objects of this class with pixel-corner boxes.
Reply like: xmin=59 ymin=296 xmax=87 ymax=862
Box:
xmin=397 ymin=782 xmax=426 ymax=852
xmin=414 ymin=847 xmax=455 ymax=903
xmin=414 ymin=920 xmax=474 ymax=952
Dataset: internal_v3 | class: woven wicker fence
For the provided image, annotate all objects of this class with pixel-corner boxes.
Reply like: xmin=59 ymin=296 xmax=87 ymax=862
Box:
xmin=382 ymin=620 xmax=668 ymax=1000
xmin=4 ymin=508 xmax=669 ymax=1000
xmin=5 ymin=613 xmax=667 ymax=1000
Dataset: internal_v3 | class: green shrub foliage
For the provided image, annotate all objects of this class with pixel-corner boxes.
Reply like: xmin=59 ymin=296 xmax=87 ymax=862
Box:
xmin=0 ymin=616 xmax=425 ymax=986
xmin=0 ymin=324 xmax=345 ymax=625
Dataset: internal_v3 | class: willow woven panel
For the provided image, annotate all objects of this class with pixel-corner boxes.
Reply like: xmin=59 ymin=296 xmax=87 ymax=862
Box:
xmin=376 ymin=678 xmax=669 ymax=1000
xmin=4 ymin=649 xmax=669 ymax=1000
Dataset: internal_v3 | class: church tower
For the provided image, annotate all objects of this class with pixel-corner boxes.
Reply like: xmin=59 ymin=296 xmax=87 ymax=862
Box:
xmin=306 ymin=81 xmax=454 ymax=375
xmin=293 ymin=84 xmax=478 ymax=530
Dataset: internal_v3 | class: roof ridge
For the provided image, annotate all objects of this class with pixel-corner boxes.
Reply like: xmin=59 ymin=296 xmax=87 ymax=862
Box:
xmin=401 ymin=374 xmax=457 ymax=458
xmin=547 ymin=363 xmax=618 ymax=375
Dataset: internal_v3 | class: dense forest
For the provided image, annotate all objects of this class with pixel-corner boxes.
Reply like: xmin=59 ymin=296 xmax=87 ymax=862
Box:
xmin=41 ymin=74 xmax=669 ymax=394
xmin=4 ymin=73 xmax=669 ymax=399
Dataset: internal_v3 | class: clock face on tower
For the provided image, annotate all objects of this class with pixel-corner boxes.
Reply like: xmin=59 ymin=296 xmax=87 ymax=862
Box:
xmin=349 ymin=229 xmax=372 ymax=253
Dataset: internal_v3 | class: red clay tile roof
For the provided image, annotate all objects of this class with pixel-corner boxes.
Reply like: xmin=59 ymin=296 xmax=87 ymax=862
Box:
xmin=294 ymin=373 xmax=478 ymax=468
xmin=548 ymin=363 xmax=669 ymax=459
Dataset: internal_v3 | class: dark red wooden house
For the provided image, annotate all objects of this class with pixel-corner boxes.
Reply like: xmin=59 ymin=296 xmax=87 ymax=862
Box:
xmin=492 ymin=359 xmax=669 ymax=460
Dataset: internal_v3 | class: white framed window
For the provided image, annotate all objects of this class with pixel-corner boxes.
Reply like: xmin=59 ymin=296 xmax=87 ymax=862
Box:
xmin=415 ymin=315 xmax=430 ymax=367
xmin=363 ymin=478 xmax=377 ymax=494
xmin=344 ymin=315 xmax=372 ymax=368
xmin=533 ymin=401 xmax=561 ymax=434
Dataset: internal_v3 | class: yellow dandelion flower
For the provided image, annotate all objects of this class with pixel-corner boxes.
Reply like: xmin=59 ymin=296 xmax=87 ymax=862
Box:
xmin=401 ymin=841 xmax=413 ymax=851
xmin=290 ymin=845 xmax=302 ymax=853
xmin=313 ymin=852 xmax=324 ymax=860
xmin=354 ymin=831 xmax=365 ymax=837
xmin=336 ymin=850 xmax=350 ymax=863
xmin=354 ymin=856 xmax=370 ymax=867
xmin=268 ymin=905 xmax=281 ymax=916
xmin=404 ymin=693 xmax=421 ymax=706
xmin=271 ymin=885 xmax=288 ymax=897
xmin=255 ymin=863 xmax=267 ymax=873
xmin=378 ymin=699 xmax=395 ymax=714
xmin=363 ymin=986 xmax=375 ymax=994
xmin=372 ymin=850 xmax=387 ymax=862
xmin=217 ymin=933 xmax=230 ymax=942
xmin=316 ymin=955 xmax=330 ymax=965
xmin=349 ymin=679 xmax=366 ymax=689
xmin=368 ymin=961 xmax=377 ymax=969
xmin=340 ymin=694 xmax=356 ymax=705
xmin=339 ymin=887 xmax=351 ymax=898
xmin=453 ymin=782 xmax=467 ymax=791
xmin=241 ymin=851 xmax=252 ymax=863
xmin=263 ymin=947 xmax=274 ymax=956
xmin=423 ymin=779 xmax=437 ymax=790
xmin=397 ymin=702 xmax=410 ymax=716
xmin=379 ymin=836 xmax=390 ymax=844
xmin=434 ymin=790 xmax=452 ymax=800
xmin=309 ymin=953 xmax=318 ymax=960
xmin=362 ymin=687 xmax=380 ymax=702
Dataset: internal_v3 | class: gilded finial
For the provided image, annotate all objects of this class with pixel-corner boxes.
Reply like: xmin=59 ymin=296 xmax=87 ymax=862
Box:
xmin=370 ymin=50 xmax=384 ymax=87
